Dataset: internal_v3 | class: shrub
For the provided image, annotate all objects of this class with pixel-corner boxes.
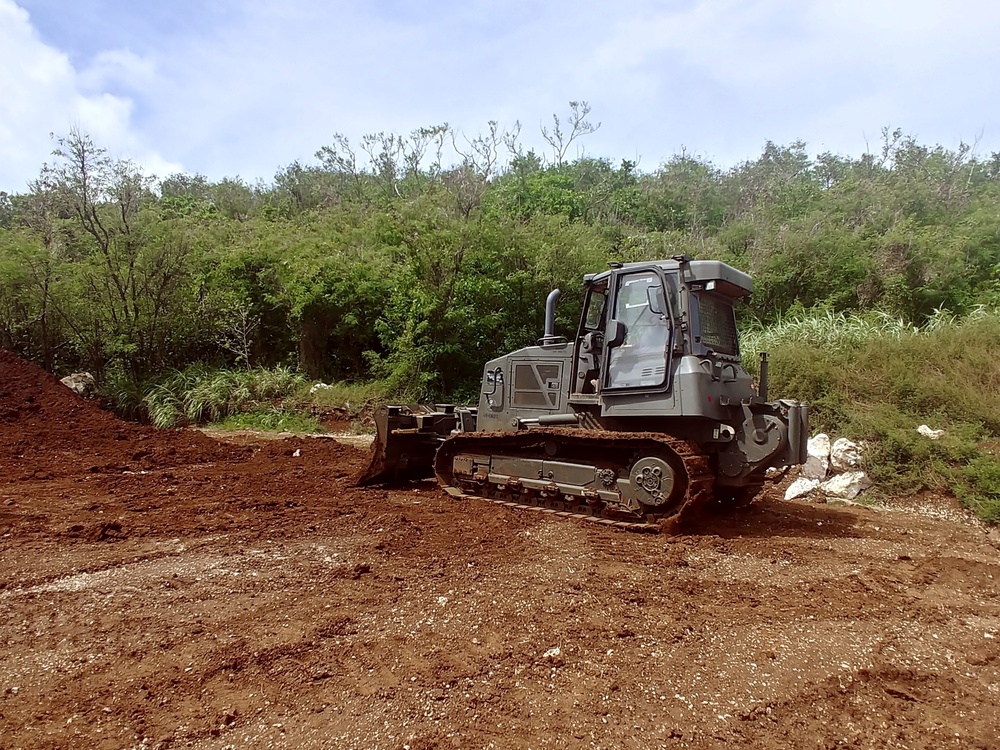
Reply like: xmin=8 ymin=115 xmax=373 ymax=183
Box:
xmin=141 ymin=365 xmax=308 ymax=427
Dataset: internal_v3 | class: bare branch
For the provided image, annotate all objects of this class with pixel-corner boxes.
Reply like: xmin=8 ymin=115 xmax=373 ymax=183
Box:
xmin=541 ymin=101 xmax=601 ymax=166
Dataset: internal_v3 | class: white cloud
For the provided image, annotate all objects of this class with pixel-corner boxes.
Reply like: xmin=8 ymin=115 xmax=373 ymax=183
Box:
xmin=583 ymin=0 xmax=1000 ymax=165
xmin=0 ymin=0 xmax=181 ymax=191
xmin=79 ymin=48 xmax=157 ymax=93
xmin=593 ymin=0 xmax=1000 ymax=86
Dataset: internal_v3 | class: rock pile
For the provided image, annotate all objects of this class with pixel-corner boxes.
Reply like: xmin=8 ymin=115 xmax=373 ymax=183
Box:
xmin=784 ymin=433 xmax=871 ymax=502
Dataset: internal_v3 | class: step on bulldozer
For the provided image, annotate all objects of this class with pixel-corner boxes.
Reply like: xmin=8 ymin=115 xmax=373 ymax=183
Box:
xmin=358 ymin=256 xmax=808 ymax=530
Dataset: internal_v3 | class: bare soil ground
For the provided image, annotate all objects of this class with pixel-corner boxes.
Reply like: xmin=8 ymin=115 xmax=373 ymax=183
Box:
xmin=1 ymin=350 xmax=998 ymax=749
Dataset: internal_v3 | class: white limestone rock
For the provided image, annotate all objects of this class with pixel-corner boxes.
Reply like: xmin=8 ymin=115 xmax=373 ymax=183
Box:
xmin=60 ymin=372 xmax=96 ymax=397
xmin=917 ymin=425 xmax=945 ymax=440
xmin=801 ymin=433 xmax=831 ymax=480
xmin=830 ymin=438 xmax=862 ymax=472
xmin=819 ymin=471 xmax=871 ymax=501
xmin=785 ymin=477 xmax=821 ymax=500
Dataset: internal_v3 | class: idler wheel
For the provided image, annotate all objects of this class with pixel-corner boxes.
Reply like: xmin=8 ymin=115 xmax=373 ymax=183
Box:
xmin=628 ymin=456 xmax=676 ymax=507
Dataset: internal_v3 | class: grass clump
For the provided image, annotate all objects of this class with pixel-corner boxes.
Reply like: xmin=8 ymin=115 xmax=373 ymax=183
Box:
xmin=214 ymin=408 xmax=325 ymax=434
xmin=137 ymin=365 xmax=392 ymax=433
xmin=740 ymin=306 xmax=989 ymax=371
xmin=957 ymin=456 xmax=1000 ymax=523
xmin=286 ymin=379 xmax=389 ymax=412
xmin=754 ymin=310 xmax=1000 ymax=522
xmin=143 ymin=365 xmax=308 ymax=427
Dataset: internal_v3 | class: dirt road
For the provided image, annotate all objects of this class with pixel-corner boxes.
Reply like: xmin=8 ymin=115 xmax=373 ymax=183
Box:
xmin=1 ymin=351 xmax=998 ymax=749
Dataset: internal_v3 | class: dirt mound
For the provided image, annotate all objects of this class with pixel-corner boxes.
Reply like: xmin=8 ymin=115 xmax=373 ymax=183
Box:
xmin=0 ymin=350 xmax=246 ymax=482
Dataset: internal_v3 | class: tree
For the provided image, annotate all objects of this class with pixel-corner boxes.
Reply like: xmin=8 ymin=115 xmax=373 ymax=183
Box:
xmin=34 ymin=129 xmax=196 ymax=379
xmin=0 ymin=192 xmax=14 ymax=229
xmin=447 ymin=120 xmax=522 ymax=217
xmin=541 ymin=101 xmax=601 ymax=167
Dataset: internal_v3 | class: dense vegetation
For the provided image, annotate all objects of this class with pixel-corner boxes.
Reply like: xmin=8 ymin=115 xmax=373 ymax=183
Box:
xmin=750 ymin=310 xmax=1000 ymax=521
xmin=2 ymin=106 xmax=999 ymax=518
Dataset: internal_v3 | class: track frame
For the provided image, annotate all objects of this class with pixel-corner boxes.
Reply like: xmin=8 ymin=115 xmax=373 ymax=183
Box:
xmin=434 ymin=428 xmax=715 ymax=531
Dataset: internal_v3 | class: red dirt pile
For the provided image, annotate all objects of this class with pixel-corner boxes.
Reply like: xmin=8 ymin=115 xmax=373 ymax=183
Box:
xmin=0 ymin=350 xmax=246 ymax=482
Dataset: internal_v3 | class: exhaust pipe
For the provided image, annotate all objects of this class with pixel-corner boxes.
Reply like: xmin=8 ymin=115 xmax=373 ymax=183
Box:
xmin=540 ymin=288 xmax=561 ymax=345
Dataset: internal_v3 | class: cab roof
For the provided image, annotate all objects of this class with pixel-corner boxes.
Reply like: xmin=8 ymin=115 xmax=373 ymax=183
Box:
xmin=584 ymin=258 xmax=753 ymax=297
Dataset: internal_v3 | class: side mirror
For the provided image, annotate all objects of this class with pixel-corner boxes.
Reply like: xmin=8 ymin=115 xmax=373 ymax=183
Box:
xmin=605 ymin=319 xmax=626 ymax=348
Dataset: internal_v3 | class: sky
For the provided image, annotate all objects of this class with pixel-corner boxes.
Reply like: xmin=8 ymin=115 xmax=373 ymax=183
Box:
xmin=2 ymin=0 xmax=999 ymax=194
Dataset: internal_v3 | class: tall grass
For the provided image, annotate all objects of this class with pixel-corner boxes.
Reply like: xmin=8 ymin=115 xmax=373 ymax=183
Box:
xmin=142 ymin=365 xmax=308 ymax=428
xmin=754 ymin=308 xmax=1000 ymax=522
xmin=215 ymin=408 xmax=324 ymax=433
xmin=740 ymin=306 xmax=990 ymax=373
xmin=287 ymin=379 xmax=389 ymax=412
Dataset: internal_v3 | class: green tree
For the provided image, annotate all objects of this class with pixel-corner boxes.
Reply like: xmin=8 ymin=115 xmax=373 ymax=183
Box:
xmin=34 ymin=129 xmax=199 ymax=379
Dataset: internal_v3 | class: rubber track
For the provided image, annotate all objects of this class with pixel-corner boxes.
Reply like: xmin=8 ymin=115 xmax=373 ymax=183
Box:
xmin=434 ymin=428 xmax=715 ymax=533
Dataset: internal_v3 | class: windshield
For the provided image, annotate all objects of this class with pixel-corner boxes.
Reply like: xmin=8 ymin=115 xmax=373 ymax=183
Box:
xmin=696 ymin=293 xmax=739 ymax=355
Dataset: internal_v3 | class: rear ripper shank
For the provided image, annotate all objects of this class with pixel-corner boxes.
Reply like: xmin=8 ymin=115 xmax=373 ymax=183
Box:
xmin=358 ymin=256 xmax=808 ymax=530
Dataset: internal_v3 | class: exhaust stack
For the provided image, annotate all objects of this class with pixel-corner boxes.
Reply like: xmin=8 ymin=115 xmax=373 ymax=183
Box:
xmin=540 ymin=288 xmax=561 ymax=345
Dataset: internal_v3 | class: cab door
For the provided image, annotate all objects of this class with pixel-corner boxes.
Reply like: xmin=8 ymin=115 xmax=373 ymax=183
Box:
xmin=603 ymin=269 xmax=674 ymax=392
xmin=571 ymin=284 xmax=608 ymax=396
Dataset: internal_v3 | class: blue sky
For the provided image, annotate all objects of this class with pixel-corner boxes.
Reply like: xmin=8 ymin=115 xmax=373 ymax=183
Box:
xmin=2 ymin=0 xmax=999 ymax=193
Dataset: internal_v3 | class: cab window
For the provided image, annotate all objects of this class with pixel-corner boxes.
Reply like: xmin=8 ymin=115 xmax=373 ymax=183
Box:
xmin=695 ymin=293 xmax=739 ymax=355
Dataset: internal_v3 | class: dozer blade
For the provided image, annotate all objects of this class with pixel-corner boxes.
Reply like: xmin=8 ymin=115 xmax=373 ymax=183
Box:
xmin=354 ymin=405 xmax=458 ymax=486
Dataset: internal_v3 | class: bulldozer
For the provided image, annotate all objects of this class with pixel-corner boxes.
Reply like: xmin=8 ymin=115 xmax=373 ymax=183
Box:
xmin=358 ymin=256 xmax=808 ymax=530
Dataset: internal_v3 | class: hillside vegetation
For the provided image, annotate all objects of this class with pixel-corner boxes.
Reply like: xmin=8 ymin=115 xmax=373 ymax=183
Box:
xmin=753 ymin=309 xmax=1000 ymax=521
xmin=2 ymin=108 xmax=999 ymax=518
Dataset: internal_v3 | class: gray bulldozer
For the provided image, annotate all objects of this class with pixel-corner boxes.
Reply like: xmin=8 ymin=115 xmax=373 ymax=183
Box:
xmin=358 ymin=256 xmax=808 ymax=530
